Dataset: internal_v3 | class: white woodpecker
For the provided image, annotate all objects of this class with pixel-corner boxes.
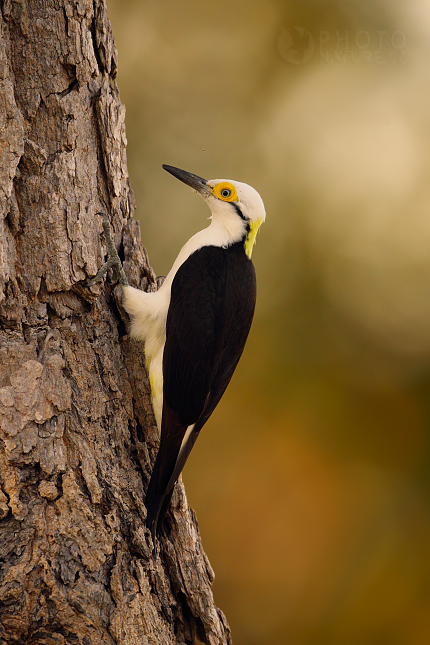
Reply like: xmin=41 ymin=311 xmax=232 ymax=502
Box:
xmin=89 ymin=165 xmax=266 ymax=545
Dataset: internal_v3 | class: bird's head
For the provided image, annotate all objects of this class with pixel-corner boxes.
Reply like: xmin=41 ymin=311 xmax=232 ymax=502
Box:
xmin=163 ymin=164 xmax=266 ymax=258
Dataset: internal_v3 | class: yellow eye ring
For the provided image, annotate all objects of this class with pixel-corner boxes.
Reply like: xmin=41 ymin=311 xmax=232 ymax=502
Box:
xmin=213 ymin=182 xmax=238 ymax=202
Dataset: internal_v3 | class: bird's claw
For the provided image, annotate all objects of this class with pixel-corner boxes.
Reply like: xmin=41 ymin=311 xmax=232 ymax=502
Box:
xmin=86 ymin=213 xmax=128 ymax=287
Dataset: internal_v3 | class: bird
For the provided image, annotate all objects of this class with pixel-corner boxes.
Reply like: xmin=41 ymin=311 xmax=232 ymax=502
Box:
xmin=89 ymin=165 xmax=266 ymax=546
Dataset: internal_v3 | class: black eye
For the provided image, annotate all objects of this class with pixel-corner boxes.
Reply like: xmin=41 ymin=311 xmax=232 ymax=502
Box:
xmin=221 ymin=189 xmax=231 ymax=198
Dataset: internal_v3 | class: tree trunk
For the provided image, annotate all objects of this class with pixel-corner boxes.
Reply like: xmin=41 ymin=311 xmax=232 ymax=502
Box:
xmin=0 ymin=2 xmax=231 ymax=643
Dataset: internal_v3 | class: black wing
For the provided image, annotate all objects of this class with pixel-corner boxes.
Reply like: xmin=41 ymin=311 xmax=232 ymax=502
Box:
xmin=145 ymin=243 xmax=256 ymax=539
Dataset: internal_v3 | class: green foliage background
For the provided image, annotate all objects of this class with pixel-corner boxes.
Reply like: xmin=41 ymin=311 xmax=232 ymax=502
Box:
xmin=108 ymin=1 xmax=430 ymax=642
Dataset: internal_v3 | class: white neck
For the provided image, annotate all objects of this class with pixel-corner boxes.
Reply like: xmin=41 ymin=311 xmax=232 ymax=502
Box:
xmin=164 ymin=212 xmax=247 ymax=288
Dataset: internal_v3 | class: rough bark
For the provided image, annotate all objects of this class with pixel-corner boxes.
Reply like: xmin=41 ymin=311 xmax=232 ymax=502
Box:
xmin=0 ymin=2 xmax=231 ymax=644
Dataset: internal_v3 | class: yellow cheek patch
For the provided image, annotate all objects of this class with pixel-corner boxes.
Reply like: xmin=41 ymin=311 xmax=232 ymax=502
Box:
xmin=244 ymin=220 xmax=262 ymax=259
xmin=213 ymin=182 xmax=238 ymax=202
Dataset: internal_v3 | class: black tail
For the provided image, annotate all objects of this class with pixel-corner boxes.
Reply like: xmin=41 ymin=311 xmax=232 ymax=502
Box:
xmin=145 ymin=404 xmax=189 ymax=545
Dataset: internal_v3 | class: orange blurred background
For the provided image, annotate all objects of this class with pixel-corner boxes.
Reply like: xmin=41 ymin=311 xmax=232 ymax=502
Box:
xmin=108 ymin=1 xmax=430 ymax=643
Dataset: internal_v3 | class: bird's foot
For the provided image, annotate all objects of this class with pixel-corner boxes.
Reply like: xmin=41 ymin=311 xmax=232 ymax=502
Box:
xmin=86 ymin=213 xmax=129 ymax=287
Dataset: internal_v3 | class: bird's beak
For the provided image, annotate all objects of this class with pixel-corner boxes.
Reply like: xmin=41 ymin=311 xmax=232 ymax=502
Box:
xmin=162 ymin=165 xmax=211 ymax=197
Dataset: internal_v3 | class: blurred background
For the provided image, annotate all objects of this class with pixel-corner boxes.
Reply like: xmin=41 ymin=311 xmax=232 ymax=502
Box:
xmin=108 ymin=1 xmax=430 ymax=643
